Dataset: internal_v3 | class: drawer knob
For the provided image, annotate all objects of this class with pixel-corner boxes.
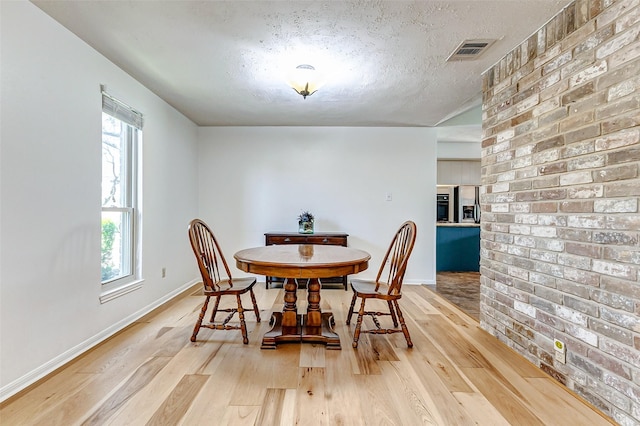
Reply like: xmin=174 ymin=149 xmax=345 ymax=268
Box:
xmin=322 ymin=238 xmax=328 ymax=243
xmin=284 ymin=238 xmax=291 ymax=242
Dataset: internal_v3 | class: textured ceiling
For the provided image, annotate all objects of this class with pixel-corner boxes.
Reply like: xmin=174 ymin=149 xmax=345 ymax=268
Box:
xmin=32 ymin=0 xmax=571 ymax=132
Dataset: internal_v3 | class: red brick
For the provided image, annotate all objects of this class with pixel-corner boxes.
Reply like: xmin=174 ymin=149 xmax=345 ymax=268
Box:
xmin=533 ymin=175 xmax=560 ymax=188
xmin=540 ymin=189 xmax=567 ymax=199
xmin=532 ymin=202 xmax=559 ymax=213
xmin=607 ymin=146 xmax=640 ymax=164
xmin=596 ymin=57 xmax=640 ymax=90
xmin=560 ymin=111 xmax=595 ymax=132
xmin=601 ymin=110 xmax=640 ymax=133
xmin=564 ymin=124 xmax=601 ymax=144
xmin=592 ymin=164 xmax=638 ymax=181
xmin=539 ymin=161 xmax=568 ymax=175
xmin=566 ymin=241 xmax=602 ymax=257
xmin=482 ymin=136 xmax=497 ymax=148
xmin=562 ymin=81 xmax=595 ymax=105
xmin=596 ymin=95 xmax=640 ymax=121
xmin=560 ymin=200 xmax=595 ymax=212
xmin=511 ymin=110 xmax=534 ymax=126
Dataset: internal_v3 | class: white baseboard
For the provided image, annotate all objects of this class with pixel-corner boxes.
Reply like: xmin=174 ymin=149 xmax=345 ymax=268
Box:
xmin=0 ymin=278 xmax=199 ymax=403
xmin=404 ymin=279 xmax=435 ymax=285
xmin=256 ymin=278 xmax=435 ymax=285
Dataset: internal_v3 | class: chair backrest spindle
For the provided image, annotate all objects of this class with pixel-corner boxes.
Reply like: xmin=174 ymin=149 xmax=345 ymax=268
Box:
xmin=188 ymin=219 xmax=234 ymax=290
xmin=374 ymin=221 xmax=417 ymax=295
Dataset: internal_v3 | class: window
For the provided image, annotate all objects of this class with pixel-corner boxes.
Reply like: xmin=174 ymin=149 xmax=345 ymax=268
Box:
xmin=101 ymin=89 xmax=143 ymax=296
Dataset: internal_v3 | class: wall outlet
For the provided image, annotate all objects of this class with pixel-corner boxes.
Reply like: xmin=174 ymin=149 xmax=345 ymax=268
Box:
xmin=554 ymin=339 xmax=566 ymax=364
xmin=161 ymin=267 xmax=166 ymax=278
xmin=385 ymin=192 xmax=392 ymax=201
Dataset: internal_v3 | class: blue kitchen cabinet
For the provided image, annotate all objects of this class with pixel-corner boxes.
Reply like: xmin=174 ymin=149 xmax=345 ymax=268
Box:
xmin=436 ymin=225 xmax=480 ymax=272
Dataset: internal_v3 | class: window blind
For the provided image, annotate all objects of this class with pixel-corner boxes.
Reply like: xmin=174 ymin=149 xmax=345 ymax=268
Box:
xmin=101 ymin=86 xmax=144 ymax=130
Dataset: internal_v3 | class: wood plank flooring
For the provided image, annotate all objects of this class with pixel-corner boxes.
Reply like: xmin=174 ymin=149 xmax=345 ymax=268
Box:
xmin=0 ymin=284 xmax=614 ymax=425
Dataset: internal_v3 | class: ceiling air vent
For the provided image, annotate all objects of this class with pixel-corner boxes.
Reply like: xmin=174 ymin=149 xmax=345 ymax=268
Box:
xmin=446 ymin=39 xmax=496 ymax=61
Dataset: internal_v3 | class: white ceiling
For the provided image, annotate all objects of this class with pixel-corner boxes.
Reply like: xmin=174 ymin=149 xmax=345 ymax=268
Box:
xmin=32 ymin=0 xmax=571 ymax=138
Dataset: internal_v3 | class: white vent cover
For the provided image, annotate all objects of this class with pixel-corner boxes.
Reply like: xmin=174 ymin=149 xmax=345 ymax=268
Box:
xmin=446 ymin=39 xmax=496 ymax=61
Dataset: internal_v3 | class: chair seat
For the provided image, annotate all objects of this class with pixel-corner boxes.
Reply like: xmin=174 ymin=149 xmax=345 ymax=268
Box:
xmin=350 ymin=279 xmax=400 ymax=300
xmin=203 ymin=277 xmax=257 ymax=295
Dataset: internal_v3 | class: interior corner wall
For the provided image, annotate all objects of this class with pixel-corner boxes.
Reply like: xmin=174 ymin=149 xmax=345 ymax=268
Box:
xmin=0 ymin=1 xmax=199 ymax=399
xmin=197 ymin=126 xmax=438 ymax=285
xmin=481 ymin=1 xmax=640 ymax=424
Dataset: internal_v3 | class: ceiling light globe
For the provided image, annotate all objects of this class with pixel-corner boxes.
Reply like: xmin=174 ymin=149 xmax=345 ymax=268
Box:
xmin=288 ymin=64 xmax=325 ymax=99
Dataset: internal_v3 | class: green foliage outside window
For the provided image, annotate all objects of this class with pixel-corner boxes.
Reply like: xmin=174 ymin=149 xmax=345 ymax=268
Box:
xmin=101 ymin=219 xmax=119 ymax=281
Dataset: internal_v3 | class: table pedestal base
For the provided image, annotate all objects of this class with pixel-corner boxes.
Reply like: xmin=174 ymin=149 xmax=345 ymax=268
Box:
xmin=261 ymin=312 xmax=341 ymax=350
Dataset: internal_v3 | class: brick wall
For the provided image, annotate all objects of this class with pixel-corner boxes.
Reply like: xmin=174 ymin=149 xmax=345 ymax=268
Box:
xmin=481 ymin=0 xmax=640 ymax=424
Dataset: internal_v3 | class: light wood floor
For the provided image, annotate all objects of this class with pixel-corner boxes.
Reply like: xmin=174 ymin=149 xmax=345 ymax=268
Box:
xmin=1 ymin=284 xmax=614 ymax=425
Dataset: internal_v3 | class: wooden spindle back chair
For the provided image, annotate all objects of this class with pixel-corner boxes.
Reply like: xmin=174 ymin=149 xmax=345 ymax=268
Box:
xmin=188 ymin=219 xmax=261 ymax=344
xmin=346 ymin=220 xmax=417 ymax=348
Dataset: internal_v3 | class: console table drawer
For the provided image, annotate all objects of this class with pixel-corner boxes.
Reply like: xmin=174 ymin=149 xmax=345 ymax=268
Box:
xmin=265 ymin=235 xmax=298 ymax=245
xmin=266 ymin=235 xmax=346 ymax=245
xmin=308 ymin=236 xmax=347 ymax=245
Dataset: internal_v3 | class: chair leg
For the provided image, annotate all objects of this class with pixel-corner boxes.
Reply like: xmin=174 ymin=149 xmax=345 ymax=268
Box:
xmin=346 ymin=291 xmax=358 ymax=325
xmin=249 ymin=288 xmax=261 ymax=322
xmin=209 ymin=295 xmax=221 ymax=323
xmin=352 ymin=298 xmax=366 ymax=348
xmin=191 ymin=296 xmax=210 ymax=342
xmin=387 ymin=300 xmax=399 ymax=327
xmin=237 ymin=294 xmax=248 ymax=344
xmin=393 ymin=300 xmax=413 ymax=348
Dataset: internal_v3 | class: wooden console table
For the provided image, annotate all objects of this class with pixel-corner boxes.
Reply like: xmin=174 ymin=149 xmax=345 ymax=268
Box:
xmin=264 ymin=232 xmax=349 ymax=289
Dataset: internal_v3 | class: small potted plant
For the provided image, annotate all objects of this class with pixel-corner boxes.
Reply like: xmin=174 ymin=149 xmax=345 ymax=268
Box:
xmin=297 ymin=210 xmax=314 ymax=234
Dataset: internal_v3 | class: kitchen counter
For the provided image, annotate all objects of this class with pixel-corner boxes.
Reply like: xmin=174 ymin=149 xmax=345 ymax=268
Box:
xmin=436 ymin=224 xmax=480 ymax=272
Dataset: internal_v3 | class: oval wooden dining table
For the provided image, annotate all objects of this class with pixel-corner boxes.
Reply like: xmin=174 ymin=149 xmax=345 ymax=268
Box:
xmin=234 ymin=244 xmax=370 ymax=349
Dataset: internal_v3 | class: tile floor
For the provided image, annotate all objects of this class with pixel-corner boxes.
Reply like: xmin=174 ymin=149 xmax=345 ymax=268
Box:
xmin=427 ymin=271 xmax=481 ymax=320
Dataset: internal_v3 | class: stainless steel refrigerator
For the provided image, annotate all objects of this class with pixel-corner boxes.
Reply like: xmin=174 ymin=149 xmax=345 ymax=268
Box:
xmin=454 ymin=185 xmax=481 ymax=223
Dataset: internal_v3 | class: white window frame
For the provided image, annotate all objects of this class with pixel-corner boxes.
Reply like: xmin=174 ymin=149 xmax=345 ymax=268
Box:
xmin=100 ymin=88 xmax=144 ymax=303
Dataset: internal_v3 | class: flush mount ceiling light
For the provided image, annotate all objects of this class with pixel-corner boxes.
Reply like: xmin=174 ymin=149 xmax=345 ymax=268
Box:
xmin=287 ymin=64 xmax=324 ymax=99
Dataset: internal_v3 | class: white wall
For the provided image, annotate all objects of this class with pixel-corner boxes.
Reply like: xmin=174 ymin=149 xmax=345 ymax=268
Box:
xmin=437 ymin=140 xmax=482 ymax=159
xmin=197 ymin=127 xmax=437 ymax=284
xmin=0 ymin=1 xmax=199 ymax=399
